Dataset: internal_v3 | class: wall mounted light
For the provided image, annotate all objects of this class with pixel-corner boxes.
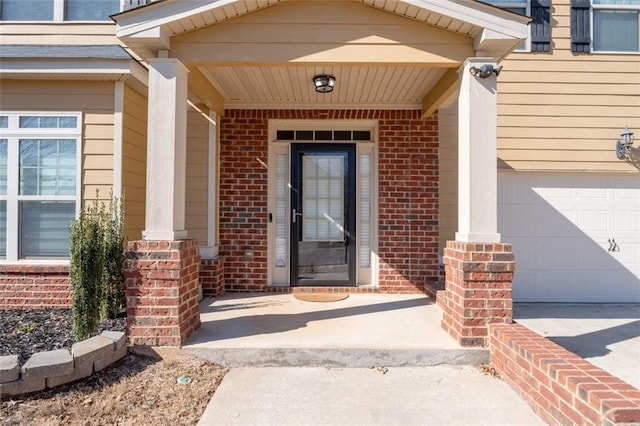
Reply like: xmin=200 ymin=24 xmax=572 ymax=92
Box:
xmin=469 ymin=64 xmax=503 ymax=79
xmin=616 ymin=126 xmax=635 ymax=160
xmin=313 ymin=74 xmax=336 ymax=93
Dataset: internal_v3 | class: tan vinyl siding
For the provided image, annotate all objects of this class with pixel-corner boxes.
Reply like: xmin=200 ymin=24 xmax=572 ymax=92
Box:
xmin=122 ymin=84 xmax=147 ymax=242
xmin=496 ymin=0 xmax=640 ymax=173
xmin=186 ymin=108 xmax=210 ymax=246
xmin=0 ymin=23 xmax=118 ymax=45
xmin=438 ymin=103 xmax=458 ymax=254
xmin=0 ymin=80 xmax=115 ymax=205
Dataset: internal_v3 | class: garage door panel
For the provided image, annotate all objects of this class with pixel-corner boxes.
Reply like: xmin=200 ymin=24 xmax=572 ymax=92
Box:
xmin=499 ymin=172 xmax=639 ymax=303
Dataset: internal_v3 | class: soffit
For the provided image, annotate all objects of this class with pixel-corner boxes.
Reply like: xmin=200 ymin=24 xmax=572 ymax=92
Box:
xmin=199 ymin=65 xmax=447 ymax=109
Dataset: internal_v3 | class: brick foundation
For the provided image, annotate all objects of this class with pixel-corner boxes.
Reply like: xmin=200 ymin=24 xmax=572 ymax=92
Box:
xmin=220 ymin=109 xmax=438 ymax=293
xmin=125 ymin=240 xmax=201 ymax=346
xmin=201 ymin=256 xmax=225 ymax=297
xmin=0 ymin=265 xmax=71 ymax=309
xmin=490 ymin=323 xmax=640 ymax=425
xmin=441 ymin=241 xmax=514 ymax=347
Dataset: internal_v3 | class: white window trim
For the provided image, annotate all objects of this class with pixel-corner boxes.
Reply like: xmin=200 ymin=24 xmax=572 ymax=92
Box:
xmin=0 ymin=111 xmax=82 ymax=263
xmin=0 ymin=0 xmax=138 ymax=23
xmin=591 ymin=1 xmax=640 ymax=54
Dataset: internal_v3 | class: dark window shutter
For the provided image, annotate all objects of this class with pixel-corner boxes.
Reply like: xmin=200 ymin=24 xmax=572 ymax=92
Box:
xmin=570 ymin=0 xmax=591 ymax=53
xmin=530 ymin=0 xmax=551 ymax=52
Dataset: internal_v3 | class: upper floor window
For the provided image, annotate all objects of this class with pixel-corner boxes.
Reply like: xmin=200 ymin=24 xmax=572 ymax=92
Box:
xmin=481 ymin=0 xmax=552 ymax=52
xmin=0 ymin=0 xmax=145 ymax=22
xmin=571 ymin=0 xmax=640 ymax=52
xmin=593 ymin=0 xmax=640 ymax=52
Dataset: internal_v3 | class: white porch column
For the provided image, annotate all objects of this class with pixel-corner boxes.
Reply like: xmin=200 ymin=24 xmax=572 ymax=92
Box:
xmin=455 ymin=57 xmax=501 ymax=243
xmin=143 ymin=58 xmax=189 ymax=240
xmin=200 ymin=109 xmax=219 ymax=259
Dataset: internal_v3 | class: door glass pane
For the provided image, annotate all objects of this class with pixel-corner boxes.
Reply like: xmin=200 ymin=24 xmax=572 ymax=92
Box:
xmin=297 ymin=152 xmax=349 ymax=282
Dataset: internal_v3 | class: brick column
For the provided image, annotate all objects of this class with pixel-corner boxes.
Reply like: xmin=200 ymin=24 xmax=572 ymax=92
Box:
xmin=441 ymin=241 xmax=514 ymax=347
xmin=125 ymin=240 xmax=201 ymax=346
xmin=201 ymin=256 xmax=225 ymax=297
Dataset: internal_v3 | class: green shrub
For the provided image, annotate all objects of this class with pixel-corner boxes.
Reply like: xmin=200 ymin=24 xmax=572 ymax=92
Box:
xmin=70 ymin=192 xmax=125 ymax=340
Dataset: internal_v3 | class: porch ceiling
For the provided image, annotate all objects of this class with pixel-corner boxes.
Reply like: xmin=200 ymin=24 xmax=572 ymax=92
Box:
xmin=197 ymin=65 xmax=447 ymax=109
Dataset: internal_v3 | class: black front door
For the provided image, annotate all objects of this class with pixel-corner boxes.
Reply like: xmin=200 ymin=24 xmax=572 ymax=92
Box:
xmin=290 ymin=144 xmax=356 ymax=286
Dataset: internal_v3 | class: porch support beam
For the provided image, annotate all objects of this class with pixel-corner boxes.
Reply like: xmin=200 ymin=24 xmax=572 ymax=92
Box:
xmin=143 ymin=58 xmax=189 ymax=241
xmin=188 ymin=67 xmax=225 ymax=117
xmin=421 ymin=68 xmax=458 ymax=119
xmin=455 ymin=57 xmax=501 ymax=243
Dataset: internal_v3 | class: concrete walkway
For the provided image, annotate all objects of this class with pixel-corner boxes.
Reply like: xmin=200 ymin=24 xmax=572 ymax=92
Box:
xmin=189 ymin=293 xmax=543 ymax=425
xmin=198 ymin=366 xmax=545 ymax=426
xmin=183 ymin=293 xmax=488 ymax=367
xmin=515 ymin=303 xmax=640 ymax=389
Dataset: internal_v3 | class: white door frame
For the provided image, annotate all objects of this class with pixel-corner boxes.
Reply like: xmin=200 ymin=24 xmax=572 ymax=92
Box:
xmin=267 ymin=119 xmax=379 ymax=287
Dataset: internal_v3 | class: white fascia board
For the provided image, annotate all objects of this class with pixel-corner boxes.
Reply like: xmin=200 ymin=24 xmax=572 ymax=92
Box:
xmin=119 ymin=26 xmax=171 ymax=52
xmin=0 ymin=59 xmax=145 ymax=78
xmin=474 ymin=28 xmax=523 ymax=53
xmin=401 ymin=0 xmax=530 ymax=40
xmin=115 ymin=0 xmax=237 ymax=38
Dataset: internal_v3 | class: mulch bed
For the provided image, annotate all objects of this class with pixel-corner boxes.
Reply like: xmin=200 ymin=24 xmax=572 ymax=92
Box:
xmin=0 ymin=308 xmax=126 ymax=365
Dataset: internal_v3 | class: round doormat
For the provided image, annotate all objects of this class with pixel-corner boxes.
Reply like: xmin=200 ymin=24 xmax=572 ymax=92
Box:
xmin=294 ymin=293 xmax=349 ymax=303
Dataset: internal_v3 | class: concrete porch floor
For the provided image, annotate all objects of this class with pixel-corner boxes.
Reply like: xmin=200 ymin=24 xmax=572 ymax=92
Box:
xmin=182 ymin=293 xmax=489 ymax=367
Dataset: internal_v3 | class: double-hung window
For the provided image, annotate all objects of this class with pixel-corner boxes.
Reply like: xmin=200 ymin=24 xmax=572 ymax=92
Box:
xmin=571 ymin=0 xmax=640 ymax=52
xmin=592 ymin=0 xmax=640 ymax=52
xmin=0 ymin=0 xmax=142 ymax=22
xmin=0 ymin=112 xmax=81 ymax=261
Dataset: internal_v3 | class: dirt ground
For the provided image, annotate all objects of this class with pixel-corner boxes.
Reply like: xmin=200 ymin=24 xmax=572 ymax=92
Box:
xmin=1 ymin=352 xmax=226 ymax=426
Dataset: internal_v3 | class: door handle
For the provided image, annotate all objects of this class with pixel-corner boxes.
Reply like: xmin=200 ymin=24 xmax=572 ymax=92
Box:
xmin=292 ymin=209 xmax=303 ymax=223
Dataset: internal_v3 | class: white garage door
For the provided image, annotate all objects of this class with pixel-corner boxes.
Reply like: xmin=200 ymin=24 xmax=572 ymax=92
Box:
xmin=498 ymin=173 xmax=640 ymax=303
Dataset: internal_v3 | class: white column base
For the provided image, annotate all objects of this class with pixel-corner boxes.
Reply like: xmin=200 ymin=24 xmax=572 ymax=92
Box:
xmin=199 ymin=245 xmax=219 ymax=259
xmin=142 ymin=230 xmax=189 ymax=241
xmin=455 ymin=232 xmax=501 ymax=243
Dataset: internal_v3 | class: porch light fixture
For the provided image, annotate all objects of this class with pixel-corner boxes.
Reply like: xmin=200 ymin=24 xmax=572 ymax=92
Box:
xmin=616 ymin=126 xmax=635 ymax=160
xmin=469 ymin=64 xmax=503 ymax=79
xmin=313 ymin=74 xmax=336 ymax=93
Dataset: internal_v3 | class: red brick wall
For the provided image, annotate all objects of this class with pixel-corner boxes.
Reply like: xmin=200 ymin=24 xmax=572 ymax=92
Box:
xmin=125 ymin=240 xmax=201 ymax=346
xmin=490 ymin=323 xmax=640 ymax=425
xmin=219 ymin=109 xmax=438 ymax=292
xmin=441 ymin=241 xmax=514 ymax=347
xmin=0 ymin=265 xmax=71 ymax=309
xmin=201 ymin=257 xmax=225 ymax=297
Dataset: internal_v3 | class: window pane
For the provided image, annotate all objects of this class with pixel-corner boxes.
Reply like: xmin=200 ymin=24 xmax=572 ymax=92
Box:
xmin=0 ymin=140 xmax=6 ymax=196
xmin=65 ymin=0 xmax=119 ymax=21
xmin=594 ymin=10 xmax=639 ymax=51
xmin=19 ymin=139 xmax=76 ymax=196
xmin=20 ymin=201 xmax=74 ymax=258
xmin=0 ymin=117 xmax=7 ymax=128
xmin=19 ymin=116 xmax=77 ymax=129
xmin=0 ymin=201 xmax=5 ymax=258
xmin=0 ymin=0 xmax=54 ymax=21
xmin=594 ymin=0 xmax=640 ymax=5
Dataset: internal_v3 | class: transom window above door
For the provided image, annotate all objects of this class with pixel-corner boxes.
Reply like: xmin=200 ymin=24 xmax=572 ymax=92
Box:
xmin=276 ymin=130 xmax=371 ymax=142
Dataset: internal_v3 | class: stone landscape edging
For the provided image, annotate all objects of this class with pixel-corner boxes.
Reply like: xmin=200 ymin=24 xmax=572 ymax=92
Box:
xmin=0 ymin=330 xmax=127 ymax=398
